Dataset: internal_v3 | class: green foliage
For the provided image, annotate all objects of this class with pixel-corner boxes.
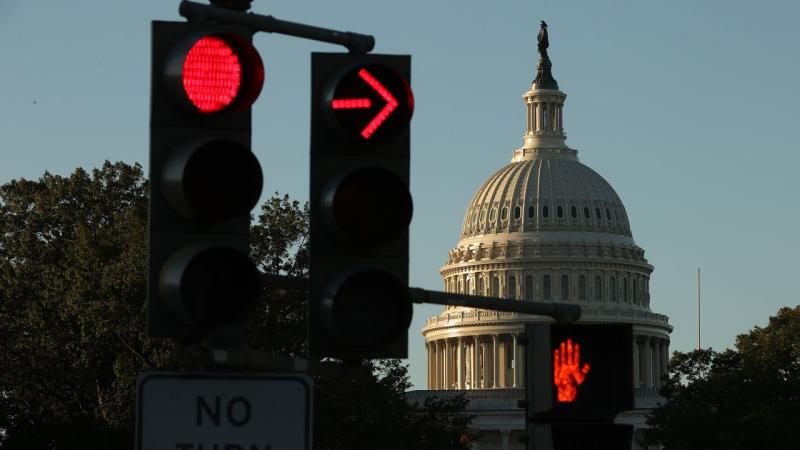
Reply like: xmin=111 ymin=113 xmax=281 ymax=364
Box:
xmin=645 ymin=306 xmax=800 ymax=450
xmin=0 ymin=162 xmax=172 ymax=449
xmin=0 ymin=164 xmax=473 ymax=449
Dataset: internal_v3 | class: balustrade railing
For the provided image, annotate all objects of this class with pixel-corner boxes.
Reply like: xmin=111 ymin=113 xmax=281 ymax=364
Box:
xmin=424 ymin=307 xmax=670 ymax=328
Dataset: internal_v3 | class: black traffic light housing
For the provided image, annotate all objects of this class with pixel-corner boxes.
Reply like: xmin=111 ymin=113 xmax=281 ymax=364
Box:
xmin=147 ymin=21 xmax=264 ymax=338
xmin=524 ymin=323 xmax=634 ymax=421
xmin=309 ymin=52 xmax=414 ymax=359
xmin=523 ymin=323 xmax=634 ymax=449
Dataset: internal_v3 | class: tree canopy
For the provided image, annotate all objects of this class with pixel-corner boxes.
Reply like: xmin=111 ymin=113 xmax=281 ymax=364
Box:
xmin=645 ymin=306 xmax=800 ymax=450
xmin=0 ymin=162 xmax=473 ymax=449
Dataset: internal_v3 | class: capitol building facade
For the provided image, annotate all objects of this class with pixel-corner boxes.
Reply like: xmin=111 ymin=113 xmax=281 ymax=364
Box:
xmin=411 ymin=36 xmax=672 ymax=450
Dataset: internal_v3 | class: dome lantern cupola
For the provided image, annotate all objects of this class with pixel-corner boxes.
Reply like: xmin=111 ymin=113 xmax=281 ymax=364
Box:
xmin=517 ymin=20 xmax=571 ymax=160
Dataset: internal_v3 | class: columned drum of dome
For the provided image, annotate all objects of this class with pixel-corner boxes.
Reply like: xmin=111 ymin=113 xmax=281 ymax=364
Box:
xmin=416 ymin=23 xmax=672 ymax=450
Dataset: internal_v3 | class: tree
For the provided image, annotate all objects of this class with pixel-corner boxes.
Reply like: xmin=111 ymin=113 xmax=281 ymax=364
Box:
xmin=0 ymin=162 xmax=166 ymax=449
xmin=645 ymin=306 xmax=800 ymax=450
xmin=0 ymin=162 xmax=473 ymax=449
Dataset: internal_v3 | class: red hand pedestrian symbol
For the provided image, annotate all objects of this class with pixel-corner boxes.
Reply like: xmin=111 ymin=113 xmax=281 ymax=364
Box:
xmin=553 ymin=338 xmax=591 ymax=402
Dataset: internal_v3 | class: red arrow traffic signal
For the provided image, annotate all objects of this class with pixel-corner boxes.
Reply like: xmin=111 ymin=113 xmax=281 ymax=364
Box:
xmin=323 ymin=63 xmax=413 ymax=141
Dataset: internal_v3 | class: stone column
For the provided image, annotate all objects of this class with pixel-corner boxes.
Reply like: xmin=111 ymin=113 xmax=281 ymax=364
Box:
xmin=651 ymin=339 xmax=658 ymax=388
xmin=654 ymin=339 xmax=661 ymax=388
xmin=492 ymin=334 xmax=499 ymax=388
xmin=633 ymin=337 xmax=640 ymax=387
xmin=499 ymin=340 xmax=508 ymax=388
xmin=527 ymin=100 xmax=534 ymax=133
xmin=501 ymin=430 xmax=511 ymax=450
xmin=435 ymin=340 xmax=441 ymax=389
xmin=481 ymin=342 xmax=491 ymax=389
xmin=442 ymin=338 xmax=450 ymax=389
xmin=457 ymin=337 xmax=464 ymax=389
xmin=642 ymin=337 xmax=653 ymax=387
xmin=512 ymin=333 xmax=519 ymax=388
xmin=518 ymin=337 xmax=525 ymax=387
xmin=426 ymin=343 xmax=431 ymax=389
xmin=434 ymin=343 xmax=438 ymax=389
xmin=472 ymin=336 xmax=480 ymax=389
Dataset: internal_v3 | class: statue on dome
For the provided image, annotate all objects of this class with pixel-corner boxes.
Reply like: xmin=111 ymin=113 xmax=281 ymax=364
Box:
xmin=538 ymin=20 xmax=549 ymax=60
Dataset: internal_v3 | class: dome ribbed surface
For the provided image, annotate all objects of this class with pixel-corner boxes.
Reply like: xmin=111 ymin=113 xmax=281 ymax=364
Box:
xmin=461 ymin=157 xmax=631 ymax=238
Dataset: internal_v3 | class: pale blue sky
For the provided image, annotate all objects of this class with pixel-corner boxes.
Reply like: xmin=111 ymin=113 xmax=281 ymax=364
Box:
xmin=2 ymin=0 xmax=799 ymax=391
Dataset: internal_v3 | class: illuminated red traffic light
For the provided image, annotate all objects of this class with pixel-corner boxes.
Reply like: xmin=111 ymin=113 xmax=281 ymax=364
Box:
xmin=553 ymin=338 xmax=591 ymax=403
xmin=183 ymin=36 xmax=242 ymax=113
xmin=323 ymin=63 xmax=413 ymax=141
xmin=164 ymin=33 xmax=264 ymax=114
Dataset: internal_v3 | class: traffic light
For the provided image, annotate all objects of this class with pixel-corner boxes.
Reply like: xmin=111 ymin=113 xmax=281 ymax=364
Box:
xmin=147 ymin=20 xmax=265 ymax=338
xmin=523 ymin=323 xmax=634 ymax=449
xmin=309 ymin=52 xmax=414 ymax=359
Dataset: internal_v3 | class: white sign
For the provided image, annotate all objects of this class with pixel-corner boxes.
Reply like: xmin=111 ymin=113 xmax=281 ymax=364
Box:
xmin=136 ymin=373 xmax=312 ymax=450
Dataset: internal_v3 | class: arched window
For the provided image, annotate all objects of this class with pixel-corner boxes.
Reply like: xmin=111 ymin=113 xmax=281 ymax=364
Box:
xmin=528 ymin=206 xmax=535 ymax=218
xmin=543 ymin=275 xmax=552 ymax=300
xmin=514 ymin=206 xmax=521 ymax=219
xmin=466 ymin=278 xmax=471 ymax=295
xmin=543 ymin=206 xmax=550 ymax=218
xmin=492 ymin=276 xmax=500 ymax=297
xmin=478 ymin=277 xmax=485 ymax=296
xmin=606 ymin=209 xmax=611 ymax=220
xmin=623 ymin=277 xmax=629 ymax=303
xmin=578 ymin=275 xmax=586 ymax=301
xmin=508 ymin=276 xmax=517 ymax=299
xmin=524 ymin=276 xmax=534 ymax=300
xmin=595 ymin=208 xmax=601 ymax=219
xmin=584 ymin=207 xmax=590 ymax=219
xmin=557 ymin=206 xmax=564 ymax=218
xmin=560 ymin=275 xmax=569 ymax=301
xmin=458 ymin=278 xmax=463 ymax=294
xmin=571 ymin=206 xmax=577 ymax=218
xmin=610 ymin=276 xmax=617 ymax=302
xmin=594 ymin=276 xmax=602 ymax=301
xmin=501 ymin=207 xmax=508 ymax=220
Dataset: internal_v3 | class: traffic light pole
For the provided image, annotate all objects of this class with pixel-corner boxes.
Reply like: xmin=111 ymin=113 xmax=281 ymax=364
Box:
xmin=179 ymin=0 xmax=375 ymax=53
xmin=408 ymin=288 xmax=581 ymax=323
xmin=264 ymin=274 xmax=582 ymax=324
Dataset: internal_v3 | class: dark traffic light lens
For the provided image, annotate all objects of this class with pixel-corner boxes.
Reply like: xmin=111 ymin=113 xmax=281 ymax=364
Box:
xmin=163 ymin=139 xmax=263 ymax=220
xmin=159 ymin=246 xmax=261 ymax=326
xmin=326 ymin=167 xmax=412 ymax=245
xmin=321 ymin=270 xmax=412 ymax=347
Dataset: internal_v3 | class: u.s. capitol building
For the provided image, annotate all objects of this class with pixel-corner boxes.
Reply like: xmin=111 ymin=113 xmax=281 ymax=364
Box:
xmin=408 ymin=27 xmax=672 ymax=450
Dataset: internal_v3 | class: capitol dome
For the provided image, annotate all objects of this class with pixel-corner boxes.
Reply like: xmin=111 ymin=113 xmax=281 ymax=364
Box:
xmin=415 ymin=27 xmax=672 ymax=449
xmin=460 ymin=150 xmax=632 ymax=240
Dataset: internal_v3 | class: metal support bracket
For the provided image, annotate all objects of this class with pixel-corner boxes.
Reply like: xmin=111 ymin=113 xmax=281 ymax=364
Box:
xmin=179 ymin=0 xmax=375 ymax=54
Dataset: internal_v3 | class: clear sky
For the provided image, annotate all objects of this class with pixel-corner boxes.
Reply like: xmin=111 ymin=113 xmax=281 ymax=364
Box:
xmin=2 ymin=0 xmax=799 ymax=391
